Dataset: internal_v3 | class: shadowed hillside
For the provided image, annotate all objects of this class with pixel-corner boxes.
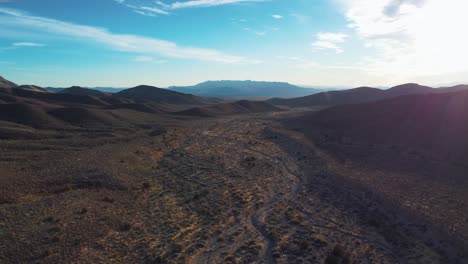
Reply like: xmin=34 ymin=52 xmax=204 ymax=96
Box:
xmin=290 ymin=90 xmax=468 ymax=160
xmin=299 ymin=91 xmax=468 ymax=146
xmin=269 ymin=83 xmax=468 ymax=107
xmin=0 ymin=103 xmax=60 ymax=128
xmin=17 ymin=85 xmax=50 ymax=93
xmin=59 ymin=86 xmax=111 ymax=97
xmin=284 ymin=90 xmax=468 ymax=247
xmin=176 ymin=100 xmax=282 ymax=116
xmin=114 ymin=85 xmax=219 ymax=105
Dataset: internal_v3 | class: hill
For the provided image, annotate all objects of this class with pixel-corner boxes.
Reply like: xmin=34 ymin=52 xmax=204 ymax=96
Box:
xmin=0 ymin=87 xmax=108 ymax=106
xmin=0 ymin=103 xmax=60 ymax=128
xmin=48 ymin=107 xmax=123 ymax=127
xmin=0 ymin=76 xmax=18 ymax=89
xmin=17 ymin=85 xmax=50 ymax=93
xmin=114 ymin=85 xmax=218 ymax=105
xmin=436 ymin=84 xmax=468 ymax=93
xmin=47 ymin=87 xmax=126 ymax=93
xmin=288 ymin=90 xmax=468 ymax=160
xmin=59 ymin=86 xmax=111 ymax=97
xmin=269 ymin=83 xmax=468 ymax=107
xmin=176 ymin=100 xmax=281 ymax=117
xmin=169 ymin=80 xmax=321 ymax=98
xmin=269 ymin=87 xmax=382 ymax=107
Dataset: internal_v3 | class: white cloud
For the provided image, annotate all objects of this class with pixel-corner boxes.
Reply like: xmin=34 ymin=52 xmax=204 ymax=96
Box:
xmin=316 ymin=32 xmax=347 ymax=42
xmin=311 ymin=32 xmax=348 ymax=53
xmin=272 ymin=14 xmax=283 ymax=19
xmin=13 ymin=42 xmax=45 ymax=47
xmin=335 ymin=0 xmax=468 ymax=82
xmin=0 ymin=8 xmax=256 ymax=64
xmin=312 ymin=41 xmax=343 ymax=54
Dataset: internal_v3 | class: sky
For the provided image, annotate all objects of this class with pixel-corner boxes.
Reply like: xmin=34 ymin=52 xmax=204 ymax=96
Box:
xmin=0 ymin=0 xmax=467 ymax=88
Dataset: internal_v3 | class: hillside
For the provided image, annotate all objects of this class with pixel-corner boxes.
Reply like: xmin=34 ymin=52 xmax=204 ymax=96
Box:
xmin=282 ymin=90 xmax=468 ymax=247
xmin=17 ymin=85 xmax=50 ymax=93
xmin=175 ymin=100 xmax=281 ymax=116
xmin=269 ymin=83 xmax=468 ymax=107
xmin=59 ymin=86 xmax=111 ymax=97
xmin=269 ymin=87 xmax=382 ymax=107
xmin=47 ymin=87 xmax=126 ymax=93
xmin=169 ymin=80 xmax=321 ymax=98
xmin=114 ymin=85 xmax=218 ymax=105
xmin=291 ymin=90 xmax=468 ymax=156
xmin=0 ymin=76 xmax=18 ymax=88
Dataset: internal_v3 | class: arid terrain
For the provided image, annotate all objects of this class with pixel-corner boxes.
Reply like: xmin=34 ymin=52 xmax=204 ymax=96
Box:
xmin=1 ymin=77 xmax=468 ymax=263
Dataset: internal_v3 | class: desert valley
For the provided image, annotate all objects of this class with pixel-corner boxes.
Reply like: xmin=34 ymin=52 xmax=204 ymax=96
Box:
xmin=1 ymin=76 xmax=467 ymax=263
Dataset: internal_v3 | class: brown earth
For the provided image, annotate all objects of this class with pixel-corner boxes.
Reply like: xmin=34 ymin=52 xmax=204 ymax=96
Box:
xmin=1 ymin=109 xmax=467 ymax=263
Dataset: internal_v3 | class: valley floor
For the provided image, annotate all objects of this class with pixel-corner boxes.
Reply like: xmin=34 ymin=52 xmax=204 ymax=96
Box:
xmin=1 ymin=110 xmax=466 ymax=263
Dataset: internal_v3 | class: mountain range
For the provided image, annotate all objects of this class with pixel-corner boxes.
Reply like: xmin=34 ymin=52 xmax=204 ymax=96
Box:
xmin=169 ymin=80 xmax=323 ymax=98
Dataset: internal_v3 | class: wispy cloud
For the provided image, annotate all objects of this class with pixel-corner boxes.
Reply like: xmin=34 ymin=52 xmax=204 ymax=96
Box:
xmin=133 ymin=55 xmax=167 ymax=63
xmin=0 ymin=8 xmax=256 ymax=64
xmin=120 ymin=3 xmax=169 ymax=16
xmin=311 ymin=32 xmax=348 ymax=53
xmin=140 ymin=6 xmax=169 ymax=15
xmin=272 ymin=14 xmax=283 ymax=19
xmin=116 ymin=0 xmax=267 ymax=16
xmin=170 ymin=0 xmax=267 ymax=9
xmin=13 ymin=42 xmax=45 ymax=47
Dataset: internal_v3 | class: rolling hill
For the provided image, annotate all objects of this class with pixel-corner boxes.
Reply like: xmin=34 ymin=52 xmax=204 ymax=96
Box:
xmin=114 ymin=85 xmax=219 ymax=105
xmin=269 ymin=83 xmax=468 ymax=107
xmin=59 ymin=86 xmax=111 ymax=97
xmin=169 ymin=80 xmax=321 ymax=98
xmin=17 ymin=85 xmax=50 ymax=93
xmin=289 ymin=89 xmax=468 ymax=159
xmin=47 ymin=87 xmax=126 ymax=93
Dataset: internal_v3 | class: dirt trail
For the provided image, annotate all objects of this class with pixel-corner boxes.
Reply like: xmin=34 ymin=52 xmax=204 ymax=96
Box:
xmin=183 ymin=113 xmax=461 ymax=263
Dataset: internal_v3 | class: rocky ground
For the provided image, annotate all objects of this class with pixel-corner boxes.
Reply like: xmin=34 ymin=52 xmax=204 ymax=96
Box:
xmin=1 ymin=110 xmax=467 ymax=263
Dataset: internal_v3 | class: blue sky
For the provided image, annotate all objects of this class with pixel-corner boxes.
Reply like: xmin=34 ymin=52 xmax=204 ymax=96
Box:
xmin=1 ymin=0 xmax=467 ymax=88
